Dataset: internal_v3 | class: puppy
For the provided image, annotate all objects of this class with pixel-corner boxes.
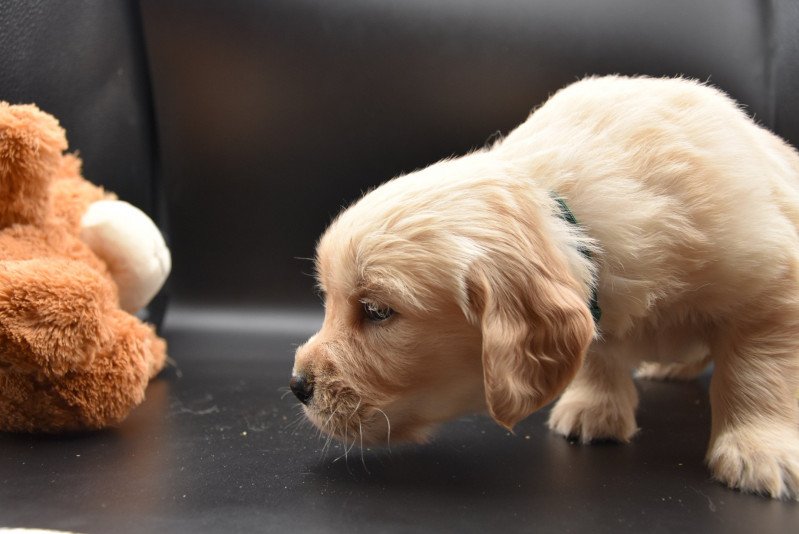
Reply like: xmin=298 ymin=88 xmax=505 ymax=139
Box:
xmin=291 ymin=76 xmax=799 ymax=499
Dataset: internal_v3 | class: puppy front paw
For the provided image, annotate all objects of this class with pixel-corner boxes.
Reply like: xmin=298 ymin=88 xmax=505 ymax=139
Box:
xmin=707 ymin=427 xmax=799 ymax=500
xmin=547 ymin=388 xmax=638 ymax=443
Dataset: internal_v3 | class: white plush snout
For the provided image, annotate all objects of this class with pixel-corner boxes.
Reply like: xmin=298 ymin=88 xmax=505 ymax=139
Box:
xmin=80 ymin=200 xmax=171 ymax=313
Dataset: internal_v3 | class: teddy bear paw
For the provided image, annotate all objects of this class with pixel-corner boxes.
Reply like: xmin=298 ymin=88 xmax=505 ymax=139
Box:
xmin=80 ymin=200 xmax=171 ymax=313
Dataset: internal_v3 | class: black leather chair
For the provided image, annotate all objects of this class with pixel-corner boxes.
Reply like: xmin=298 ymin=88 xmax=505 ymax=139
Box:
xmin=1 ymin=1 xmax=798 ymax=531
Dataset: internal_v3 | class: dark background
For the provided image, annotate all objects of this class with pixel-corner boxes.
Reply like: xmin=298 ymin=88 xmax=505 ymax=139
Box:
xmin=142 ymin=0 xmax=796 ymax=312
xmin=1 ymin=0 xmax=798 ymax=531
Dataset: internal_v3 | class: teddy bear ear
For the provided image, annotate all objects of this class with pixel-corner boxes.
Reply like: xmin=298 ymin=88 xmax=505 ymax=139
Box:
xmin=0 ymin=102 xmax=68 ymax=227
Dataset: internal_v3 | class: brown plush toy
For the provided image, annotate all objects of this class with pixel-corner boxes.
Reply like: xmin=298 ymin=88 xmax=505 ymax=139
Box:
xmin=0 ymin=102 xmax=171 ymax=432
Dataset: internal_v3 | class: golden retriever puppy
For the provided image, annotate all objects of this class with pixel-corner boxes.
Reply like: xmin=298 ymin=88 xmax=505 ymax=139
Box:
xmin=291 ymin=75 xmax=799 ymax=499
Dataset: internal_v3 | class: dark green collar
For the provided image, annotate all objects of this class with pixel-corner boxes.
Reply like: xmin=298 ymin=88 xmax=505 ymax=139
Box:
xmin=552 ymin=195 xmax=601 ymax=324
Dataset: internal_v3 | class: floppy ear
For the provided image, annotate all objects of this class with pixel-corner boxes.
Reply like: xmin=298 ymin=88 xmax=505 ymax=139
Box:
xmin=467 ymin=252 xmax=595 ymax=430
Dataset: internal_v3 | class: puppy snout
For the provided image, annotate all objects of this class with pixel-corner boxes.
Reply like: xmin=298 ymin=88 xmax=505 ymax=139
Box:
xmin=289 ymin=373 xmax=314 ymax=405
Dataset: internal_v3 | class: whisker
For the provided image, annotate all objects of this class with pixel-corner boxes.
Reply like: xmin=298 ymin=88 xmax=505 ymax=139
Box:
xmin=318 ymin=421 xmax=332 ymax=457
xmin=320 ymin=428 xmax=330 ymax=457
xmin=333 ymin=426 xmax=359 ymax=469
xmin=317 ymin=406 xmax=339 ymax=440
xmin=326 ymin=431 xmax=339 ymax=456
xmin=374 ymin=408 xmax=392 ymax=453
xmin=321 ymin=432 xmax=335 ymax=459
xmin=348 ymin=397 xmax=362 ymax=421
xmin=333 ymin=428 xmax=349 ymax=463
xmin=284 ymin=415 xmax=306 ymax=434
xmin=323 ymin=406 xmax=340 ymax=428
xmin=359 ymin=419 xmax=370 ymax=475
xmin=317 ymin=407 xmax=340 ymax=458
xmin=286 ymin=412 xmax=307 ymax=432
xmin=333 ymin=397 xmax=363 ymax=468
xmin=344 ymin=431 xmax=357 ymax=458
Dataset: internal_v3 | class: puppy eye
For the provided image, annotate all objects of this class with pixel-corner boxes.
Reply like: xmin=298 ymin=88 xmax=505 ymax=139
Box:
xmin=361 ymin=300 xmax=395 ymax=323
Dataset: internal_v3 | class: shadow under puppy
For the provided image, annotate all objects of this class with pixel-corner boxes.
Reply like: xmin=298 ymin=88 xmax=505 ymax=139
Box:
xmin=291 ymin=75 xmax=799 ymax=500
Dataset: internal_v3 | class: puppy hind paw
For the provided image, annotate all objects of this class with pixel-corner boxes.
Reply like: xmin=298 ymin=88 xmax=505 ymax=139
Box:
xmin=547 ymin=395 xmax=638 ymax=444
xmin=707 ymin=429 xmax=799 ymax=500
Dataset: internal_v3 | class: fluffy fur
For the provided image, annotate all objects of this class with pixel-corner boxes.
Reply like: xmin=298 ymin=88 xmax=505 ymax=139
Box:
xmin=0 ymin=102 xmax=166 ymax=432
xmin=293 ymin=76 xmax=799 ymax=499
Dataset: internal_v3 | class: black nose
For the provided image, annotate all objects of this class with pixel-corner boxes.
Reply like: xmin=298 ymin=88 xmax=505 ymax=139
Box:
xmin=289 ymin=374 xmax=314 ymax=405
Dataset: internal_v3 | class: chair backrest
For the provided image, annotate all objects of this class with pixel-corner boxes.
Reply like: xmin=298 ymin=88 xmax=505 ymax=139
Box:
xmin=138 ymin=0 xmax=799 ymax=315
xmin=1 ymin=0 xmax=166 ymax=324
xmin=0 ymin=1 xmax=161 ymax=221
xmin=6 ymin=1 xmax=797 ymax=317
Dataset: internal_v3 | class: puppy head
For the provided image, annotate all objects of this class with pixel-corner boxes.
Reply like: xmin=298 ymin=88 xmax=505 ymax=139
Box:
xmin=292 ymin=155 xmax=595 ymax=446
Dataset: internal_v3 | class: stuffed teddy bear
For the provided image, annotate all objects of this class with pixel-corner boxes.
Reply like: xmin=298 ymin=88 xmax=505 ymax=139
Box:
xmin=0 ymin=102 xmax=171 ymax=432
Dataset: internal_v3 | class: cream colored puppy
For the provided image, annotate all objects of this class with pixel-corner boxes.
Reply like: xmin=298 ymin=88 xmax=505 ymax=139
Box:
xmin=291 ymin=76 xmax=799 ymax=499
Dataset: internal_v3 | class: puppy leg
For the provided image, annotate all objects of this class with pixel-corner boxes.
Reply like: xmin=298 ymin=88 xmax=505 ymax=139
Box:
xmin=548 ymin=344 xmax=639 ymax=443
xmin=707 ymin=318 xmax=799 ymax=499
